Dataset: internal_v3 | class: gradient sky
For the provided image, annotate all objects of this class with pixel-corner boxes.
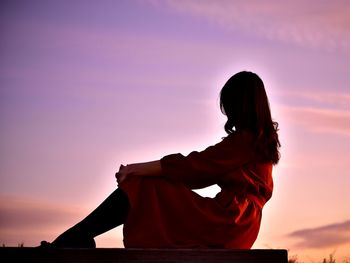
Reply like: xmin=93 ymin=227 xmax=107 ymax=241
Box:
xmin=1 ymin=0 xmax=350 ymax=261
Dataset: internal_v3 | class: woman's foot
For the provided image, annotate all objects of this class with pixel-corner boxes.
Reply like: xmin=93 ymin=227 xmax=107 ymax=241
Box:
xmin=51 ymin=230 xmax=96 ymax=248
xmin=53 ymin=236 xmax=96 ymax=248
xmin=39 ymin=228 xmax=96 ymax=248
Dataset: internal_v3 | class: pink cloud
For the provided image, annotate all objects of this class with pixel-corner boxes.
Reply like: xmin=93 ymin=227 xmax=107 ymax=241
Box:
xmin=276 ymin=90 xmax=350 ymax=109
xmin=0 ymin=195 xmax=124 ymax=247
xmin=279 ymin=105 xmax=350 ymax=137
xmin=0 ymin=195 xmax=87 ymax=228
xmin=147 ymin=0 xmax=350 ymax=53
xmin=0 ymin=195 xmax=87 ymax=246
xmin=273 ymin=90 xmax=350 ymax=137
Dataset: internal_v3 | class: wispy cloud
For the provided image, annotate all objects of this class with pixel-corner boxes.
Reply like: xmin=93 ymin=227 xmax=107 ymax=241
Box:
xmin=0 ymin=195 xmax=87 ymax=245
xmin=275 ymin=90 xmax=350 ymax=110
xmin=279 ymin=105 xmax=350 ymax=137
xmin=147 ymin=0 xmax=350 ymax=53
xmin=273 ymin=90 xmax=350 ymax=137
xmin=0 ymin=195 xmax=125 ymax=247
xmin=288 ymin=220 xmax=350 ymax=248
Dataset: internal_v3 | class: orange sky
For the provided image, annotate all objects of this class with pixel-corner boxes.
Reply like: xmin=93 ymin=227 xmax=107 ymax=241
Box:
xmin=1 ymin=1 xmax=350 ymax=261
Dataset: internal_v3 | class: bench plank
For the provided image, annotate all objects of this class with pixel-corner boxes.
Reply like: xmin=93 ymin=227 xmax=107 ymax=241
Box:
xmin=0 ymin=247 xmax=288 ymax=263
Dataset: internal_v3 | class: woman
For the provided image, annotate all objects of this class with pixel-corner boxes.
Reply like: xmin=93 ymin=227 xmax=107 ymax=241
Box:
xmin=40 ymin=71 xmax=280 ymax=249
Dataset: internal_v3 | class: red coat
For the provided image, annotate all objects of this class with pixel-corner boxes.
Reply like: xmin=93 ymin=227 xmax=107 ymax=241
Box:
xmin=119 ymin=131 xmax=273 ymax=249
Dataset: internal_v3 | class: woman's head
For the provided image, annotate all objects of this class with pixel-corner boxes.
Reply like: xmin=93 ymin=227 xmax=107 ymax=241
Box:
xmin=220 ymin=71 xmax=280 ymax=164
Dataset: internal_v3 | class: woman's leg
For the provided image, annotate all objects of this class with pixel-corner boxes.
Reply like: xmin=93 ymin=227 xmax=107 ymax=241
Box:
xmin=51 ymin=188 xmax=129 ymax=248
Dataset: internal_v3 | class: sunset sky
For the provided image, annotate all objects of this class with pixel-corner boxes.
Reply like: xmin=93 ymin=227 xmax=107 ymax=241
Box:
xmin=1 ymin=0 xmax=350 ymax=261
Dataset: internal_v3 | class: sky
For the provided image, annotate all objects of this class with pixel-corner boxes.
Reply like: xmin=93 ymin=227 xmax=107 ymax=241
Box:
xmin=1 ymin=0 xmax=350 ymax=261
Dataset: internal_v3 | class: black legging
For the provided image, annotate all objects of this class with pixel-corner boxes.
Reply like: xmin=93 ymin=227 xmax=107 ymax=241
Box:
xmin=51 ymin=188 xmax=129 ymax=248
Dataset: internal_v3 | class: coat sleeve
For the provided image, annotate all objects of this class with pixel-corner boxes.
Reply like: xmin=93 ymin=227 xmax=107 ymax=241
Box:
xmin=160 ymin=132 xmax=254 ymax=189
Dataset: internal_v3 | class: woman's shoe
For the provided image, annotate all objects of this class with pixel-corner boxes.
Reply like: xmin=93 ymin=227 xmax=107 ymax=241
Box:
xmin=51 ymin=232 xmax=96 ymax=248
xmin=38 ymin=241 xmax=53 ymax=248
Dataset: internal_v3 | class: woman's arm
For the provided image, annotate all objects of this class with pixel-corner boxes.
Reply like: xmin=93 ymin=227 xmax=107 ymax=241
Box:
xmin=160 ymin=131 xmax=254 ymax=188
xmin=115 ymin=160 xmax=162 ymax=184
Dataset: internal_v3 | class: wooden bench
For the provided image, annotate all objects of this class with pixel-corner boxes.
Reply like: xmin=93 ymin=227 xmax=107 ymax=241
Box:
xmin=0 ymin=247 xmax=288 ymax=262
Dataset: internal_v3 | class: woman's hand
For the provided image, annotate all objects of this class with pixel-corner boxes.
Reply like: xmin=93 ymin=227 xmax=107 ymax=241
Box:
xmin=115 ymin=160 xmax=162 ymax=184
xmin=115 ymin=164 xmax=132 ymax=184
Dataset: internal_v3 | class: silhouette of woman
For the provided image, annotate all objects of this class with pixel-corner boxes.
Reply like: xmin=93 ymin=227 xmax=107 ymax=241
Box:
xmin=40 ymin=71 xmax=280 ymax=249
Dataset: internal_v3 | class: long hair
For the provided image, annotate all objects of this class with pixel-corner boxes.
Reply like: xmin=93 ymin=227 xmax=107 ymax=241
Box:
xmin=220 ymin=71 xmax=280 ymax=164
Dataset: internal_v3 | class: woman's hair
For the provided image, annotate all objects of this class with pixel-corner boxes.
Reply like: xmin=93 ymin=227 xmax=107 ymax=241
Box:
xmin=220 ymin=71 xmax=280 ymax=164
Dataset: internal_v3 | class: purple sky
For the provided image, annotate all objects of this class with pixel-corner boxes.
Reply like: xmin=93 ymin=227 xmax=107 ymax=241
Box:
xmin=1 ymin=1 xmax=350 ymax=261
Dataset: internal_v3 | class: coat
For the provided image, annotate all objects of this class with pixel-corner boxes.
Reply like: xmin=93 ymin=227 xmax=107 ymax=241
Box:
xmin=119 ymin=131 xmax=273 ymax=249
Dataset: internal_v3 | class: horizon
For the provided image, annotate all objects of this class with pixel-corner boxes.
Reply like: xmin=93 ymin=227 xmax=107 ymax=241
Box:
xmin=1 ymin=1 xmax=350 ymax=261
